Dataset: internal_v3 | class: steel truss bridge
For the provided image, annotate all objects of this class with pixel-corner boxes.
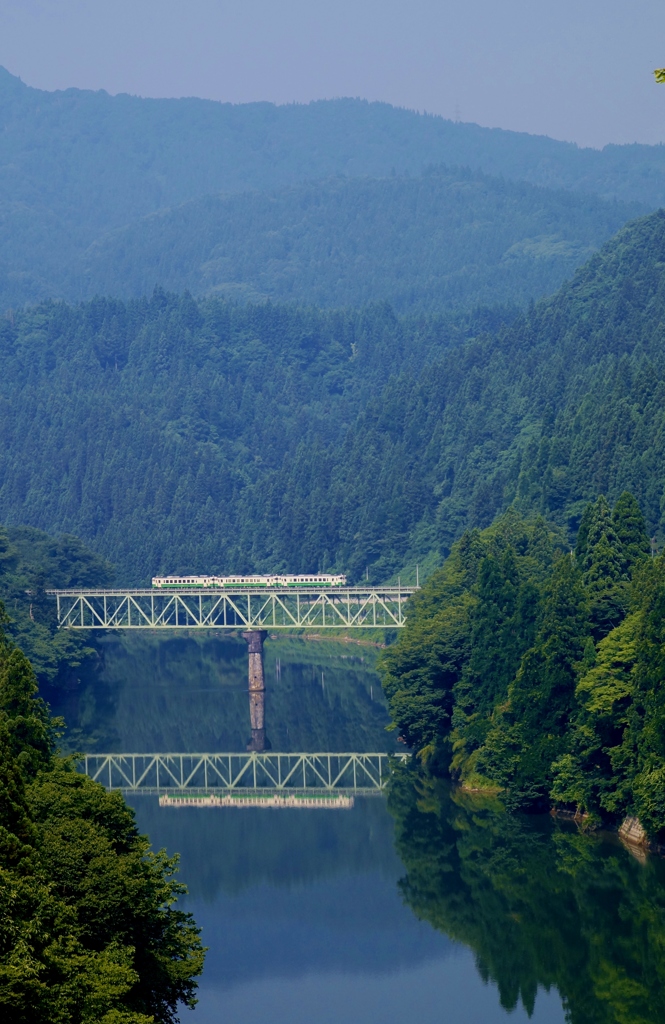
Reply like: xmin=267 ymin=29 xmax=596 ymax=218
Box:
xmin=48 ymin=585 xmax=417 ymax=631
xmin=81 ymin=751 xmax=395 ymax=795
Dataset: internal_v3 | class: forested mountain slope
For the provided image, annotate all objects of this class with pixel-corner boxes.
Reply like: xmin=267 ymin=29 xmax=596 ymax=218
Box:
xmin=314 ymin=209 xmax=665 ymax=572
xmin=0 ymin=65 xmax=664 ymax=311
xmin=76 ymin=168 xmax=640 ymax=313
xmin=0 ymin=524 xmax=112 ymax=685
xmin=2 ymin=211 xmax=665 ymax=583
xmin=0 ymin=296 xmax=475 ymax=582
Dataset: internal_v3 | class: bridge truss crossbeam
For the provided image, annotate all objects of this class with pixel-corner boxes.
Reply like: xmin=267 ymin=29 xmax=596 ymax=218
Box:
xmin=81 ymin=752 xmax=395 ymax=794
xmin=48 ymin=587 xmax=417 ymax=630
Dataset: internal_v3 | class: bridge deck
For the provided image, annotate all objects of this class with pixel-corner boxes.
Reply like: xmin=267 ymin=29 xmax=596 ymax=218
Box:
xmin=48 ymin=586 xmax=418 ymax=630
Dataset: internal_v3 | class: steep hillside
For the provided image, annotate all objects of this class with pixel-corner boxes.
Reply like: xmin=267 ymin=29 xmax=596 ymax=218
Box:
xmin=1 ymin=66 xmax=665 ymax=311
xmin=0 ymin=295 xmax=481 ymax=581
xmin=304 ymin=210 xmax=665 ymax=573
xmin=1 ymin=212 xmax=665 ymax=582
xmin=75 ymin=168 xmax=640 ymax=313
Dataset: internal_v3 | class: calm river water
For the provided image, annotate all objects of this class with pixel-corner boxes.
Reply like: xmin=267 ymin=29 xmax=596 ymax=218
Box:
xmin=50 ymin=633 xmax=665 ymax=1024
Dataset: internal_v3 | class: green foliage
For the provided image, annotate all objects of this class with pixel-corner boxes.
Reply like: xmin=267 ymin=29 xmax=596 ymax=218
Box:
xmin=0 ymin=617 xmax=204 ymax=1023
xmin=551 ymin=611 xmax=640 ymax=817
xmin=579 ymin=496 xmax=628 ymax=639
xmin=623 ymin=558 xmax=665 ymax=835
xmin=0 ymin=525 xmax=112 ymax=685
xmin=0 ymin=292 xmax=500 ymax=583
xmin=381 ymin=491 xmax=665 ymax=836
xmin=380 ymin=528 xmax=483 ymax=757
xmin=6 ymin=210 xmax=665 ymax=587
xmin=478 ymin=554 xmax=589 ymax=809
xmin=0 ymin=646 xmax=53 ymax=779
xmin=380 ymin=510 xmax=561 ymax=771
xmin=612 ymin=490 xmax=651 ymax=570
xmin=549 ymin=551 xmax=665 ymax=837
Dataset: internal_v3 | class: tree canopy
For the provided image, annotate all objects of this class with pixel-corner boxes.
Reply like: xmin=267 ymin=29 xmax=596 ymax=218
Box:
xmin=0 ymin=613 xmax=204 ymax=1023
xmin=2 ymin=64 xmax=665 ymax=313
xmin=380 ymin=493 xmax=665 ymax=839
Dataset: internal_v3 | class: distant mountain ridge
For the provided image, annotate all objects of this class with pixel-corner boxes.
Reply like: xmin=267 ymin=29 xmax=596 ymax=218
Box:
xmin=2 ymin=211 xmax=665 ymax=581
xmin=3 ymin=66 xmax=665 ymax=214
xmin=1 ymin=66 xmax=665 ymax=312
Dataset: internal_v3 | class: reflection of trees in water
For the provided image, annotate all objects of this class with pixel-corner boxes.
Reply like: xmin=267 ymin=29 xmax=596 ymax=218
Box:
xmin=387 ymin=763 xmax=665 ymax=1024
xmin=51 ymin=634 xmax=392 ymax=754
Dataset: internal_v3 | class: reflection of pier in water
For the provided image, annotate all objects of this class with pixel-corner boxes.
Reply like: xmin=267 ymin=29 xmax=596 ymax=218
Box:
xmin=48 ymin=584 xmax=417 ymax=753
xmin=80 ymin=751 xmax=399 ymax=808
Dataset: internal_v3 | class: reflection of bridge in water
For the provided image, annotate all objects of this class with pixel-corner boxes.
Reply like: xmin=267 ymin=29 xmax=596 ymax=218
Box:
xmin=159 ymin=792 xmax=357 ymax=809
xmin=50 ymin=585 xmax=418 ymax=752
xmin=81 ymin=751 xmax=398 ymax=809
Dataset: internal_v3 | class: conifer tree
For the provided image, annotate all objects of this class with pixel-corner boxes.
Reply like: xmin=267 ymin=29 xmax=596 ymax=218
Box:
xmin=626 ymin=557 xmax=665 ymax=835
xmin=550 ymin=610 xmax=640 ymax=819
xmin=612 ymin=490 xmax=650 ymax=572
xmin=477 ymin=554 xmax=590 ymax=807
xmin=454 ymin=546 xmax=540 ymax=752
xmin=574 ymin=501 xmax=596 ymax=563
xmin=578 ymin=496 xmax=627 ymax=639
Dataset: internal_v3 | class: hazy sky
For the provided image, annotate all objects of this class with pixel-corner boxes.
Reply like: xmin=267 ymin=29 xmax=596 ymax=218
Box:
xmin=1 ymin=0 xmax=664 ymax=149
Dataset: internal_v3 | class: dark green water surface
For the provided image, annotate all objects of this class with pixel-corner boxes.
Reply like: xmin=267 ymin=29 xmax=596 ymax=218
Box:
xmin=51 ymin=633 xmax=392 ymax=753
xmin=48 ymin=635 xmax=665 ymax=1023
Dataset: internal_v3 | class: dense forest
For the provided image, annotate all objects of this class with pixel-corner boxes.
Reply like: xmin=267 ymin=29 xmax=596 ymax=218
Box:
xmin=0 ymin=525 xmax=112 ymax=686
xmin=0 ymin=293 xmax=503 ymax=582
xmin=388 ymin=767 xmax=665 ymax=1024
xmin=4 ymin=211 xmax=665 ymax=584
xmin=76 ymin=167 xmax=640 ymax=313
xmin=380 ymin=491 xmax=665 ymax=838
xmin=2 ymin=65 xmax=665 ymax=311
xmin=0 ymin=615 xmax=204 ymax=1022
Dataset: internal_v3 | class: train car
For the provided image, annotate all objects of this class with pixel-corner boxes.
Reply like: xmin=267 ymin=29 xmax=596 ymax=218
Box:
xmin=151 ymin=575 xmax=219 ymax=588
xmin=151 ymin=573 xmax=347 ymax=588
xmin=276 ymin=574 xmax=347 ymax=587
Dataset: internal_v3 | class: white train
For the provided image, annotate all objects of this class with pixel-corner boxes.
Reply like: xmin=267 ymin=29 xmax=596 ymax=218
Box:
xmin=151 ymin=573 xmax=347 ymax=588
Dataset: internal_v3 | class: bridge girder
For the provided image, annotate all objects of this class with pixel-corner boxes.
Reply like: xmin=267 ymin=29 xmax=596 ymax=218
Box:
xmin=47 ymin=586 xmax=417 ymax=630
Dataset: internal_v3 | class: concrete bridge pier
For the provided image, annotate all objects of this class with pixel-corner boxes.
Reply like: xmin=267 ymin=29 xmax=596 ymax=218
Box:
xmin=242 ymin=629 xmax=269 ymax=751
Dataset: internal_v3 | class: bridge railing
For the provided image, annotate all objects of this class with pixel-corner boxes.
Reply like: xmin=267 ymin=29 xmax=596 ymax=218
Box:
xmin=81 ymin=751 xmax=400 ymax=794
xmin=47 ymin=586 xmax=418 ymax=630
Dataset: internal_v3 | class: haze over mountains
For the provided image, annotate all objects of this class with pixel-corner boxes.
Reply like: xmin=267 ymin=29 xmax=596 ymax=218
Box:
xmin=0 ymin=66 xmax=662 ymax=312
xmin=77 ymin=169 xmax=641 ymax=313
xmin=3 ymin=70 xmax=665 ymax=583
